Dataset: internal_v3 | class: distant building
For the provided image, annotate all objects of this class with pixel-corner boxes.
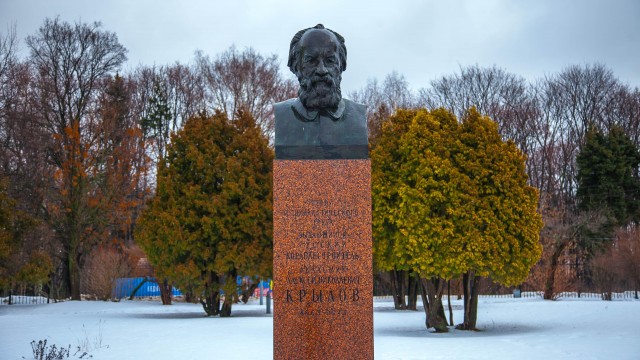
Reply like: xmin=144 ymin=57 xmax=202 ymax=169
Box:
xmin=132 ymin=257 xmax=153 ymax=278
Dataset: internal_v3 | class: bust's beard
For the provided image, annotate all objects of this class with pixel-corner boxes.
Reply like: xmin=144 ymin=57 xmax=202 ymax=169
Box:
xmin=298 ymin=75 xmax=342 ymax=112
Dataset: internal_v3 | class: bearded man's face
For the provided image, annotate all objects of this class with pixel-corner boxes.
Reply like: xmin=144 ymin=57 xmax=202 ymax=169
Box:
xmin=296 ymin=29 xmax=343 ymax=112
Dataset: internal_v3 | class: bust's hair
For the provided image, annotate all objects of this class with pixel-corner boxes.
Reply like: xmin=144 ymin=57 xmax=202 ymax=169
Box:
xmin=287 ymin=24 xmax=347 ymax=75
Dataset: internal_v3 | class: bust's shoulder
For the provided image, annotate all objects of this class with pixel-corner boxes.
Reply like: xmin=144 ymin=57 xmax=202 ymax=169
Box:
xmin=342 ymin=98 xmax=366 ymax=123
xmin=274 ymin=98 xmax=297 ymax=111
xmin=343 ymin=98 xmax=366 ymax=110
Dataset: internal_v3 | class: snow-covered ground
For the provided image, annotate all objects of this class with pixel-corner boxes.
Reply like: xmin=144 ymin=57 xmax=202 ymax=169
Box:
xmin=1 ymin=296 xmax=638 ymax=359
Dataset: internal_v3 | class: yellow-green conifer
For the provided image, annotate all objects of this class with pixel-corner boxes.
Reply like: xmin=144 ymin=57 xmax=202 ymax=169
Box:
xmin=372 ymin=108 xmax=542 ymax=331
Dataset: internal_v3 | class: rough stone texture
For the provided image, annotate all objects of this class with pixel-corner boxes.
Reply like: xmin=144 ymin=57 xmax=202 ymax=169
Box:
xmin=273 ymin=159 xmax=373 ymax=360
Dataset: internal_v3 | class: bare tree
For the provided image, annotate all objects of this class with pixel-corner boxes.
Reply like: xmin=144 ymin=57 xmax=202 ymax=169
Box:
xmin=0 ymin=24 xmax=22 ymax=166
xmin=609 ymin=86 xmax=640 ymax=148
xmin=195 ymin=46 xmax=296 ymax=139
xmin=165 ymin=62 xmax=207 ymax=129
xmin=549 ymin=64 xmax=622 ymax=140
xmin=81 ymin=246 xmax=133 ymax=300
xmin=27 ymin=18 xmax=127 ymax=136
xmin=420 ymin=65 xmax=526 ymax=116
xmin=349 ymin=71 xmax=415 ymax=142
xmin=526 ymin=79 xmax=572 ymax=209
xmin=529 ymin=64 xmax=628 ymax=215
xmin=419 ymin=65 xmax=534 ymax=149
xmin=1 ymin=24 xmax=21 ymax=170
xmin=616 ymin=226 xmax=640 ymax=299
xmin=132 ymin=62 xmax=206 ymax=165
xmin=96 ymin=75 xmax=148 ymax=246
xmin=0 ymin=24 xmax=18 ymax=90
xmin=25 ymin=17 xmax=128 ymax=300
xmin=589 ymin=225 xmax=640 ymax=300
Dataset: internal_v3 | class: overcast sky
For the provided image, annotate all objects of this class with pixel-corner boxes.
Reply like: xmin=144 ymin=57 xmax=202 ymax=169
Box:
xmin=1 ymin=0 xmax=639 ymax=94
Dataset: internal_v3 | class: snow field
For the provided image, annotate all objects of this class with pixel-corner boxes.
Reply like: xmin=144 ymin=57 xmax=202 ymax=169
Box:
xmin=1 ymin=296 xmax=638 ymax=359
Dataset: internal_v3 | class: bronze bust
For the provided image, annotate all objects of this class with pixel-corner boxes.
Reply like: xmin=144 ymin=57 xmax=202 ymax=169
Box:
xmin=274 ymin=24 xmax=368 ymax=159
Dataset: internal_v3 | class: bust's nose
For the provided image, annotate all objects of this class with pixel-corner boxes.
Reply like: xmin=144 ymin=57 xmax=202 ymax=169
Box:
xmin=315 ymin=61 xmax=328 ymax=76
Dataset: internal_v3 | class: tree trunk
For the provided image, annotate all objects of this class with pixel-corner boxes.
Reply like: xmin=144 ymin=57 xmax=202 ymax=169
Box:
xmin=457 ymin=272 xmax=480 ymax=330
xmin=544 ymin=241 xmax=567 ymax=300
xmin=390 ymin=270 xmax=400 ymax=308
xmin=201 ymin=272 xmax=221 ymax=316
xmin=220 ymin=298 xmax=233 ymax=317
xmin=201 ymin=290 xmax=221 ymax=316
xmin=159 ymin=278 xmax=172 ymax=305
xmin=66 ymin=139 xmax=86 ymax=302
xmin=390 ymin=269 xmax=407 ymax=310
xmin=419 ymin=277 xmax=448 ymax=332
xmin=219 ymin=272 xmax=236 ymax=317
xmin=400 ymin=271 xmax=408 ymax=309
xmin=407 ymin=272 xmax=419 ymax=310
xmin=68 ymin=250 xmax=81 ymax=300
xmin=447 ymin=280 xmax=454 ymax=326
xmin=240 ymin=284 xmax=258 ymax=304
xmin=128 ymin=277 xmax=149 ymax=300
xmin=185 ymin=290 xmax=195 ymax=303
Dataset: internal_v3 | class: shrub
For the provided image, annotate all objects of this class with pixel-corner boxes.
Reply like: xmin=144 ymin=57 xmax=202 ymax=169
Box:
xmin=81 ymin=247 xmax=132 ymax=300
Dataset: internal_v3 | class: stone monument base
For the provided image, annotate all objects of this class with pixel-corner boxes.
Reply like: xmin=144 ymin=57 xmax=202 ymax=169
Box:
xmin=273 ymin=159 xmax=373 ymax=360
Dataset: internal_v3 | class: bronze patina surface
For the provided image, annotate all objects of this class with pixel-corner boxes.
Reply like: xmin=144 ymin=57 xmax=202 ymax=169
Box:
xmin=274 ymin=24 xmax=367 ymax=160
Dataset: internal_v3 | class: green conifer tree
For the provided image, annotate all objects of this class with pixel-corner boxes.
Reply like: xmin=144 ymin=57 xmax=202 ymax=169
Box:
xmin=141 ymin=79 xmax=172 ymax=161
xmin=576 ymin=126 xmax=640 ymax=250
xmin=136 ymin=111 xmax=273 ymax=316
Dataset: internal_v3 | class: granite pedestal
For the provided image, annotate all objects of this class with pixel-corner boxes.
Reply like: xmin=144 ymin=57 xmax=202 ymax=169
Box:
xmin=273 ymin=159 xmax=373 ymax=360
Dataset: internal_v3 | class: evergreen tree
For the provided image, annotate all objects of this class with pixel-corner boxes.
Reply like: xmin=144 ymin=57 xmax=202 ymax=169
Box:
xmin=136 ymin=111 xmax=273 ymax=316
xmin=141 ymin=79 xmax=173 ymax=162
xmin=576 ymin=126 xmax=640 ymax=249
xmin=455 ymin=109 xmax=543 ymax=329
xmin=372 ymin=108 xmax=542 ymax=331
xmin=138 ymin=79 xmax=177 ymax=304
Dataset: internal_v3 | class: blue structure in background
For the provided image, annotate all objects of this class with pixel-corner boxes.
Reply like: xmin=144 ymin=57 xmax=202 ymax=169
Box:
xmin=236 ymin=276 xmax=270 ymax=289
xmin=114 ymin=278 xmax=182 ymax=298
xmin=257 ymin=279 xmax=270 ymax=289
xmin=114 ymin=276 xmax=272 ymax=299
